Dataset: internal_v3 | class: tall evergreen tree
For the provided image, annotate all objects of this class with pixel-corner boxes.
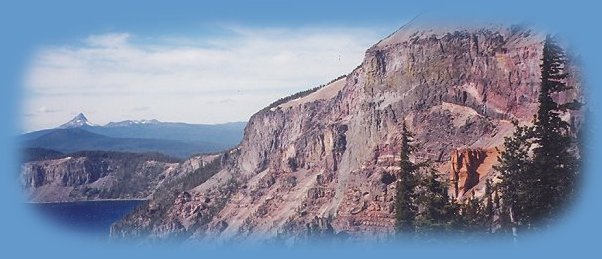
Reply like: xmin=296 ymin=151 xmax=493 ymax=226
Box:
xmin=529 ymin=35 xmax=581 ymax=227
xmin=495 ymin=35 xmax=581 ymax=233
xmin=395 ymin=121 xmax=418 ymax=234
xmin=414 ymin=168 xmax=451 ymax=233
xmin=494 ymin=121 xmax=533 ymax=232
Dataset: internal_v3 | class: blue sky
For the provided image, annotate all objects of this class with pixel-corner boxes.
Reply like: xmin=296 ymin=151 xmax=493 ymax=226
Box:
xmin=5 ymin=0 xmax=599 ymax=131
xmin=5 ymin=0 xmax=422 ymax=131
xmin=21 ymin=25 xmax=391 ymax=131
xmin=1 ymin=0 xmax=602 ymax=258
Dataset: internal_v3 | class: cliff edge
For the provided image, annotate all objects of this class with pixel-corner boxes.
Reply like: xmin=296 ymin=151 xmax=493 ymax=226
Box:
xmin=111 ymin=22 xmax=582 ymax=241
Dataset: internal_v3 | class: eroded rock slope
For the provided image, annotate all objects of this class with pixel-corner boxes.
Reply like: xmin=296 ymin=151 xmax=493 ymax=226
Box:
xmin=111 ymin=23 xmax=582 ymax=241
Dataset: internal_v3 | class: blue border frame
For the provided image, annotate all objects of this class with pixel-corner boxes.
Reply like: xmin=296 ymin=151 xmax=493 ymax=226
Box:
xmin=1 ymin=1 xmax=600 ymax=258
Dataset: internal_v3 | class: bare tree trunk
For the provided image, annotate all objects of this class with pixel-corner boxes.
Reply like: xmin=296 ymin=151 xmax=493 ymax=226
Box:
xmin=509 ymin=206 xmax=518 ymax=243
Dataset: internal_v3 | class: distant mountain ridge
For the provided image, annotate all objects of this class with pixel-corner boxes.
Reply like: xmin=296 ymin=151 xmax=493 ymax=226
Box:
xmin=105 ymin=119 xmax=161 ymax=127
xmin=21 ymin=114 xmax=246 ymax=158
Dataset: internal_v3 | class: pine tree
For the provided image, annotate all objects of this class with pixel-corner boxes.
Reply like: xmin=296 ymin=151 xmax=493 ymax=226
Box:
xmin=529 ymin=35 xmax=581 ymax=228
xmin=495 ymin=35 xmax=581 ymax=234
xmin=461 ymin=193 xmax=484 ymax=232
xmin=444 ymin=199 xmax=464 ymax=233
xmin=484 ymin=179 xmax=494 ymax=233
xmin=494 ymin=121 xmax=533 ymax=232
xmin=493 ymin=188 xmax=512 ymax=234
xmin=395 ymin=121 xmax=418 ymax=234
xmin=414 ymin=168 xmax=451 ymax=234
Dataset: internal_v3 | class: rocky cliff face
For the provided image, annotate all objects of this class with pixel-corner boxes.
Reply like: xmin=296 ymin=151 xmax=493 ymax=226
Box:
xmin=112 ymin=23 xmax=582 ymax=241
xmin=20 ymin=153 xmax=212 ymax=202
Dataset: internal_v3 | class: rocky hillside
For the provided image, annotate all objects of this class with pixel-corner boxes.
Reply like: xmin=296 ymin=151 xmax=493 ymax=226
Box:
xmin=111 ymin=23 xmax=582 ymax=241
xmin=21 ymin=151 xmax=217 ymax=202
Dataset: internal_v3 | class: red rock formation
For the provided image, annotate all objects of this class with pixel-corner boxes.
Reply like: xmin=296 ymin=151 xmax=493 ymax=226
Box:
xmin=450 ymin=148 xmax=485 ymax=199
xmin=449 ymin=148 xmax=500 ymax=200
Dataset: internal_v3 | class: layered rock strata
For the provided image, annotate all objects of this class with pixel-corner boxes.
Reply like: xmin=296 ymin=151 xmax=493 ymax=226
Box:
xmin=110 ymin=23 xmax=582 ymax=241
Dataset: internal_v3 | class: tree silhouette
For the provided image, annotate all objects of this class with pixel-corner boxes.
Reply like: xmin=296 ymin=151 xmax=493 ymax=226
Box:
xmin=395 ymin=121 xmax=418 ymax=234
xmin=495 ymin=35 xmax=581 ymax=234
xmin=528 ymin=35 xmax=581 ymax=228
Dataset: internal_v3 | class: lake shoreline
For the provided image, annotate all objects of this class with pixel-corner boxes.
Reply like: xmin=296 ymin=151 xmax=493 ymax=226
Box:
xmin=26 ymin=198 xmax=148 ymax=204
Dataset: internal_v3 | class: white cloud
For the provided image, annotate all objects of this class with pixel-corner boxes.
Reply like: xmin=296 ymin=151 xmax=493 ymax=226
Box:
xmin=22 ymin=25 xmax=389 ymax=131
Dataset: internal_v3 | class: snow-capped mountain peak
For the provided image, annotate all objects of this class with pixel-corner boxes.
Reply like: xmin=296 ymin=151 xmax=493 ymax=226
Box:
xmin=57 ymin=113 xmax=97 ymax=128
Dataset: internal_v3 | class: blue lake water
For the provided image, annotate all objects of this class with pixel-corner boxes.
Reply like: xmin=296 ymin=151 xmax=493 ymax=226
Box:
xmin=32 ymin=200 xmax=144 ymax=236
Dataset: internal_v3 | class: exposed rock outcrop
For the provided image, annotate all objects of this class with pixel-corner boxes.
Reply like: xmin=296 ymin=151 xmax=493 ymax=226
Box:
xmin=20 ymin=153 xmax=216 ymax=202
xmin=449 ymin=148 xmax=499 ymax=200
xmin=111 ymin=22 xmax=583 ymax=241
